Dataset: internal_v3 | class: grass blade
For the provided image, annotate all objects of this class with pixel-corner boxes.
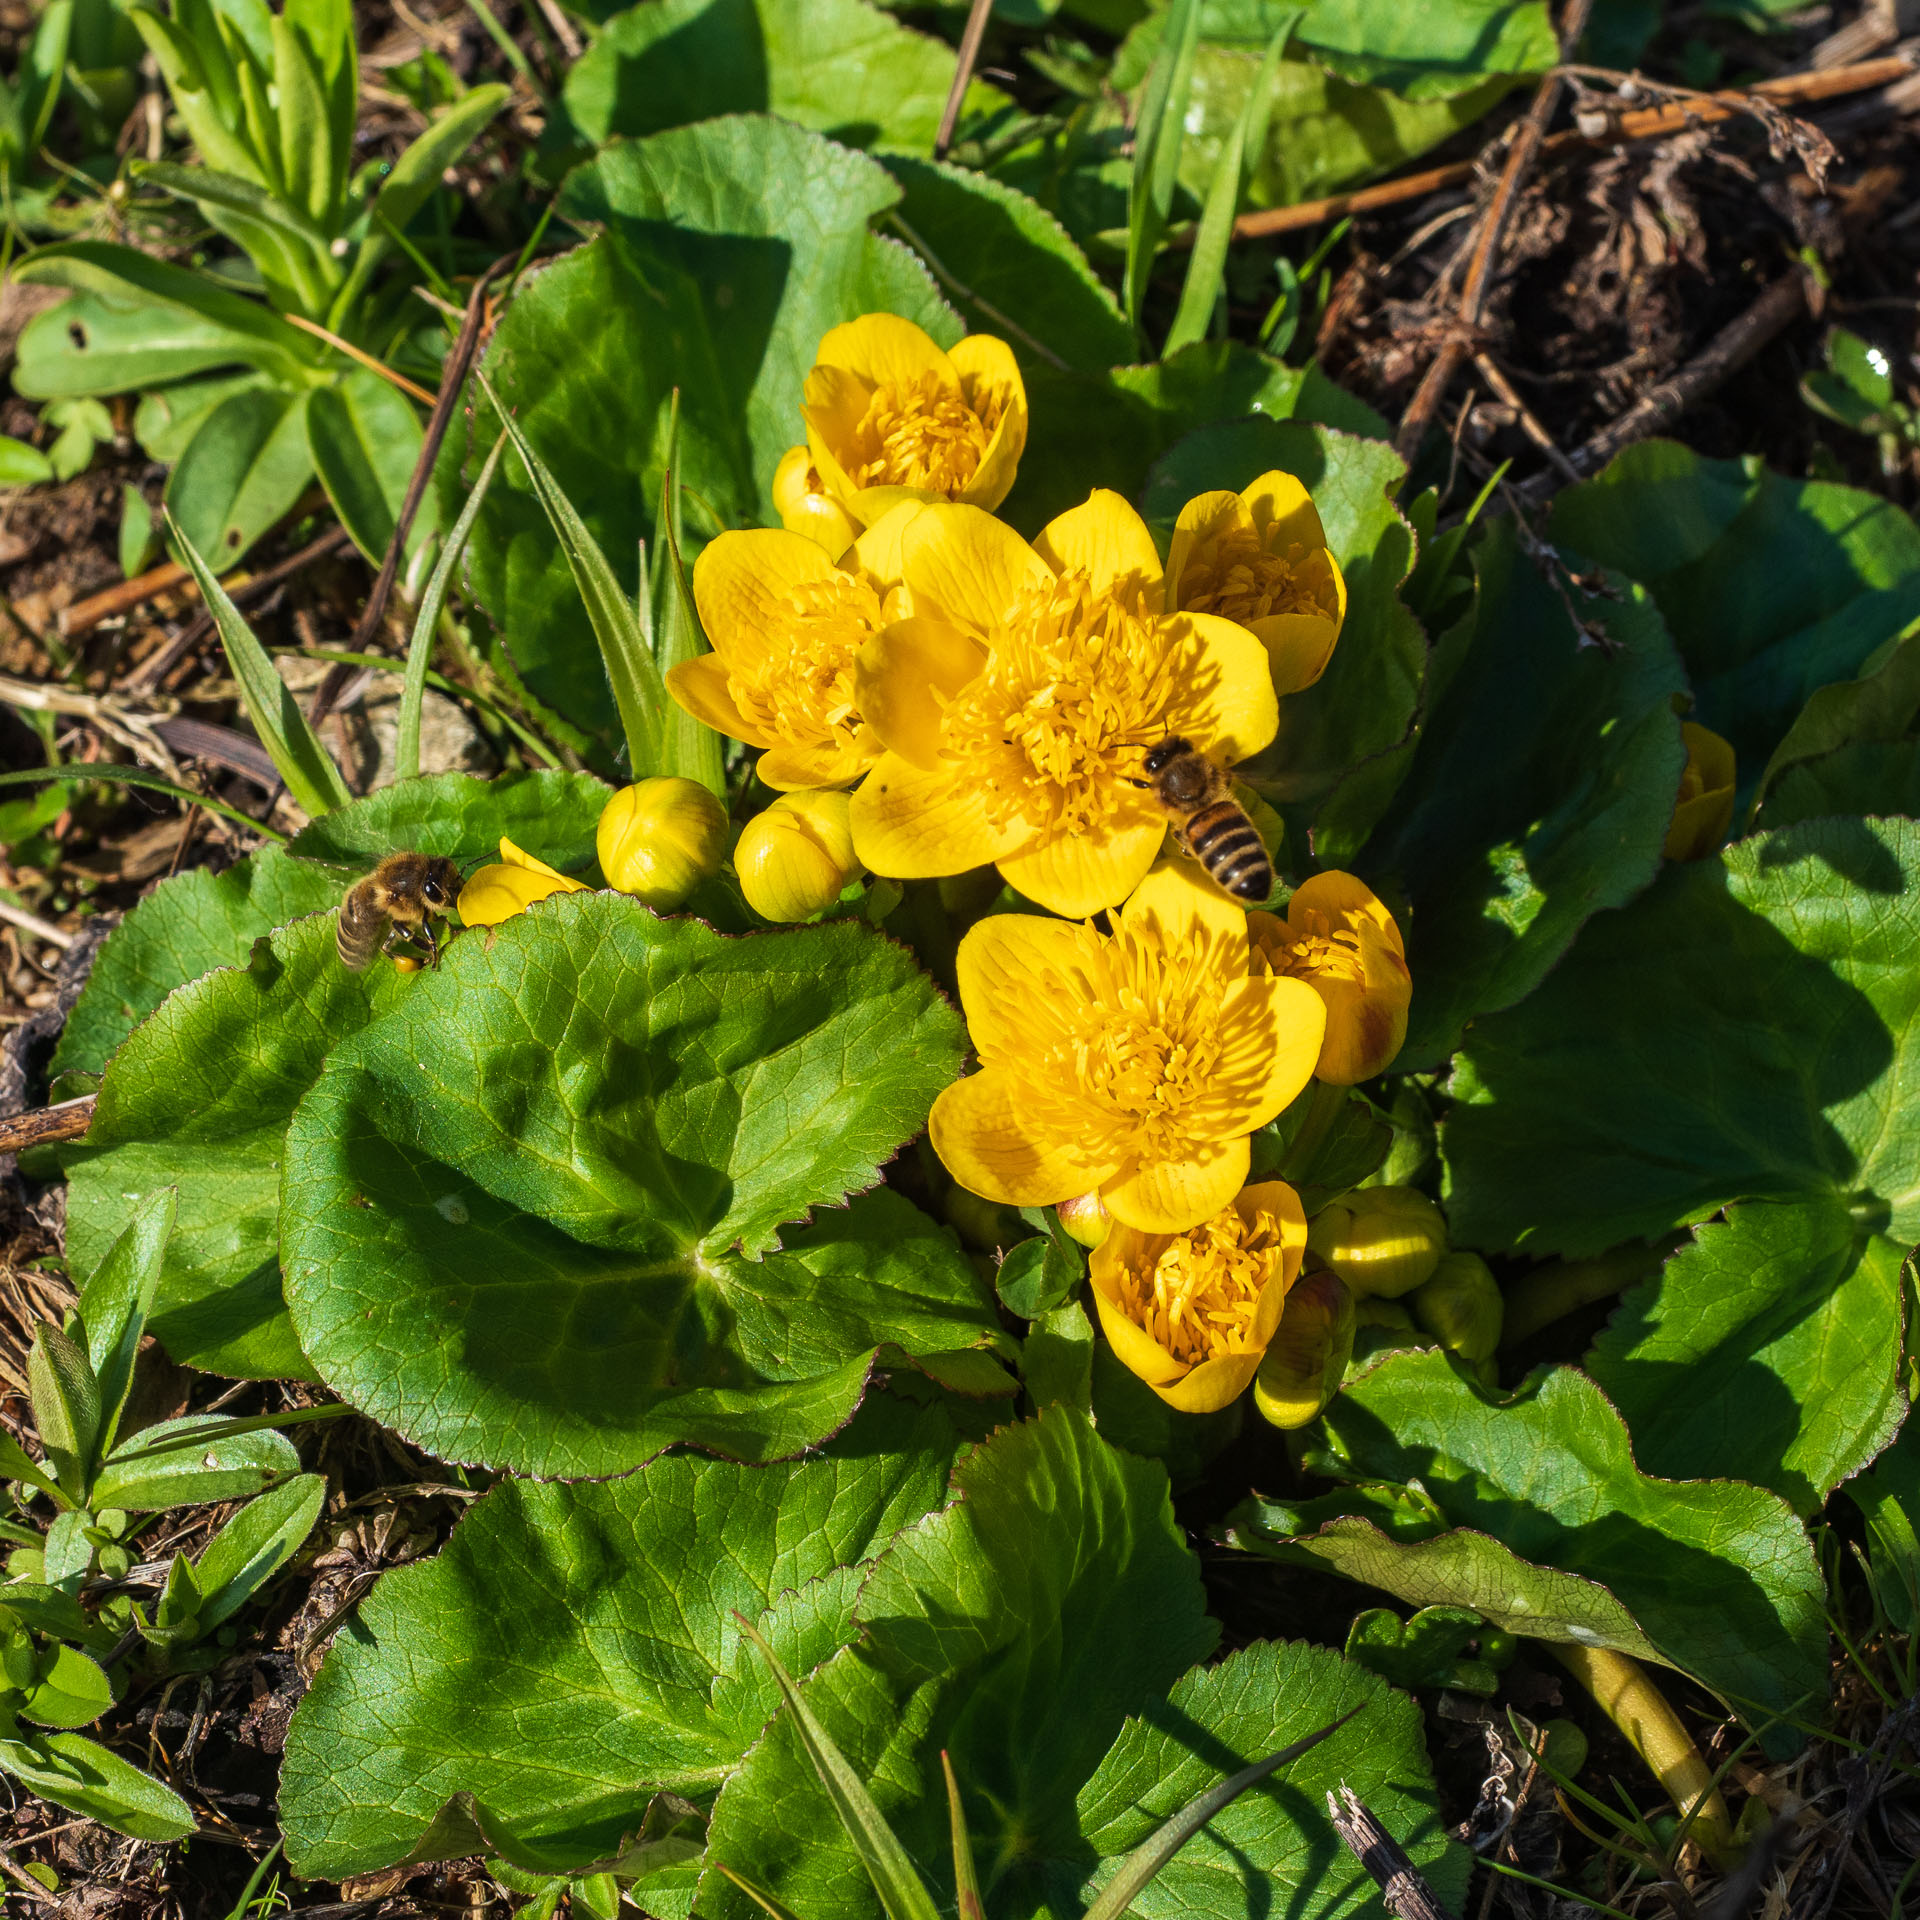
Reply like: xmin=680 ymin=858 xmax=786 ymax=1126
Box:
xmin=649 ymin=393 xmax=726 ymax=797
xmin=709 ymin=1862 xmax=808 ymax=1920
xmin=396 ymin=426 xmax=507 ymax=782
xmin=474 ymin=367 xmax=669 ymax=778
xmin=1123 ymin=0 xmax=1203 ymax=332
xmin=734 ymin=1613 xmax=943 ymax=1920
xmin=0 ymin=765 xmax=287 ymax=838
xmin=166 ymin=511 xmax=351 ymax=818
xmin=1164 ymin=15 xmax=1297 ymax=356
xmin=943 ymin=1752 xmax=985 ymax=1920
xmin=1080 ymin=1704 xmax=1363 ymax=1920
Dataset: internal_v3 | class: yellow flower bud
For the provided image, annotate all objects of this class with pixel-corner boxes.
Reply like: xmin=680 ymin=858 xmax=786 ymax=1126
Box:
xmin=458 ymin=836 xmax=590 ymax=928
xmin=1252 ymin=1270 xmax=1354 ymax=1429
xmin=1055 ymin=1191 xmax=1111 ymax=1250
xmin=1409 ymin=1250 xmax=1503 ymax=1362
xmin=1307 ymin=1186 xmax=1447 ymax=1298
xmin=597 ymin=777 xmax=729 ymax=912
xmin=736 ymin=789 xmax=862 ymax=923
xmin=1664 ymin=722 xmax=1736 ymax=862
xmin=773 ymin=445 xmax=858 ymax=561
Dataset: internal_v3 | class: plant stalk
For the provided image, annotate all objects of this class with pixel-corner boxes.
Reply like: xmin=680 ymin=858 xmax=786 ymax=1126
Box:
xmin=1553 ymin=1645 xmax=1738 ymax=1865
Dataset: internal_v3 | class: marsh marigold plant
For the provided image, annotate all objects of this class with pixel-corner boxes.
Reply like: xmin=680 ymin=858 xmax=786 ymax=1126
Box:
xmin=801 ymin=313 xmax=1026 ymax=529
xmin=457 ymin=836 xmax=588 ymax=928
xmin=850 ymin=491 xmax=1278 ymax=917
xmin=931 ymin=864 xmax=1325 ymax=1233
xmin=1091 ymin=1180 xmax=1308 ymax=1412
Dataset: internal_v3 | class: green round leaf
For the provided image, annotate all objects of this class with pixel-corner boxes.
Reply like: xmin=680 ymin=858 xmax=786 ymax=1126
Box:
xmin=279 ymin=1395 xmax=963 ymax=1881
xmin=1444 ymin=816 xmax=1920 ymax=1255
xmin=283 ymin=890 xmax=998 ymax=1474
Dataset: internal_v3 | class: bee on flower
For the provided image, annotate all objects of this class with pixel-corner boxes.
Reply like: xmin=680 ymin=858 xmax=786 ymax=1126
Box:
xmin=930 ymin=864 xmax=1326 ymax=1234
xmin=850 ymin=490 xmax=1280 ymax=918
xmin=668 ymin=504 xmax=918 ymax=793
xmin=1091 ymin=1180 xmax=1308 ymax=1412
xmin=799 ymin=314 xmax=1027 ymax=529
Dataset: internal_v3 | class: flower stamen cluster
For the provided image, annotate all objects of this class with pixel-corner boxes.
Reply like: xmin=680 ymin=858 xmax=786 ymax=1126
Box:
xmin=1113 ymin=1203 xmax=1290 ymax=1366
xmin=740 ymin=573 xmax=882 ymax=756
xmin=849 ymin=370 xmax=996 ymax=495
xmin=1178 ymin=525 xmax=1340 ymax=628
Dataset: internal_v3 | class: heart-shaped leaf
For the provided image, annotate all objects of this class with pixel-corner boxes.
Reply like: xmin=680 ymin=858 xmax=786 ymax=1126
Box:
xmin=283 ymin=890 xmax=1002 ymax=1474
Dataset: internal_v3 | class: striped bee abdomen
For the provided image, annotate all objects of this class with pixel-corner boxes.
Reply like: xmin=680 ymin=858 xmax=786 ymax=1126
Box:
xmin=335 ymin=885 xmax=387 ymax=971
xmin=1185 ymin=800 xmax=1272 ymax=902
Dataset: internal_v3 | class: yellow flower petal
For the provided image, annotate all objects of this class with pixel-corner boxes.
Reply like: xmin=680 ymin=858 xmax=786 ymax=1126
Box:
xmin=755 ymin=737 xmax=877 ymax=792
xmin=931 ymin=1067 xmax=1116 ymax=1209
xmin=1120 ymin=860 xmax=1252 ymax=965
xmin=1251 ymin=610 xmax=1342 ymax=697
xmin=1033 ymin=489 xmax=1163 ymax=603
xmin=1665 ymin=722 xmax=1736 ymax=861
xmin=1188 ymin=976 xmax=1326 ymax=1135
xmin=1165 ymin=489 xmax=1249 ymax=616
xmin=954 ymin=912 xmax=1107 ymax=1064
xmin=1090 ymin=1278 xmax=1189 ymax=1390
xmin=849 ymin=751 xmax=1031 ymax=878
xmin=691 ymin=528 xmax=839 ymax=665
xmin=1103 ymin=1136 xmax=1251 ymax=1235
xmin=1242 ymin=471 xmax=1327 ymax=550
xmin=1259 ymin=872 xmax=1410 ymax=1084
xmin=996 ymin=813 xmax=1166 ymax=919
xmin=457 ymin=844 xmax=586 ymax=929
xmin=1160 ymin=612 xmax=1281 ymax=765
xmin=665 ymin=655 xmax=775 ymax=751
xmin=813 ymin=313 xmax=958 ymax=393
xmin=498 ymin=835 xmax=583 ymax=885
xmin=854 ymin=617 xmax=988 ymax=770
xmin=899 ymin=503 xmax=1052 ymax=639
xmin=949 ymin=334 xmax=1027 ymax=513
xmin=847 ymin=501 xmax=923 ymax=594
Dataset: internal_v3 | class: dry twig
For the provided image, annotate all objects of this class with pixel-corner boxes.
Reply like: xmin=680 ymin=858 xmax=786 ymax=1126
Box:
xmin=0 ymin=1096 xmax=96 ymax=1154
xmin=1328 ymin=1785 xmax=1460 ymax=1920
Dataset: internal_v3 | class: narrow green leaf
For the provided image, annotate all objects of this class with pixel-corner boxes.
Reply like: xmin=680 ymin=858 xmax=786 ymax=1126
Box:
xmin=328 ymin=85 xmax=508 ymax=331
xmin=0 ymin=1430 xmax=67 ymax=1509
xmin=475 ymin=367 xmax=670 ymax=777
xmin=119 ymin=483 xmax=155 ymax=577
xmin=1124 ymin=0 xmax=1203 ymax=331
xmin=0 ymin=435 xmax=53 ymax=486
xmin=269 ymin=13 xmax=334 ymax=230
xmin=192 ymin=1473 xmax=326 ymax=1631
xmin=943 ymin=1753 xmax=984 ymax=1920
xmin=0 ymin=1729 xmax=195 ymax=1840
xmin=397 ymin=428 xmax=507 ymax=782
xmin=165 ymin=385 xmax=317 ymax=570
xmin=124 ymin=7 xmax=260 ymax=182
xmin=710 ymin=1862 xmax=808 ymax=1920
xmin=166 ymin=509 xmax=352 ymax=817
xmin=42 ymin=1508 xmax=91 ymax=1586
xmin=19 ymin=1644 xmax=114 ymax=1731
xmin=0 ymin=763 xmax=287 ymax=838
xmin=77 ymin=1187 xmax=175 ymax=1469
xmin=1164 ymin=17 xmax=1296 ymax=356
xmin=90 ymin=1424 xmax=300 ymax=1513
xmin=734 ymin=1613 xmax=944 ymax=1920
xmin=307 ymin=371 xmax=425 ymax=567
xmin=27 ymin=1324 xmax=99 ymax=1501
xmin=649 ymin=395 xmax=726 ymax=796
xmin=19 ymin=0 xmax=71 ymax=160
xmin=1079 ymin=1706 xmax=1362 ymax=1920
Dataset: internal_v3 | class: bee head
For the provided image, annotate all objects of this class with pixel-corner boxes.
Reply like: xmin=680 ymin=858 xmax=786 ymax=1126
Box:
xmin=1143 ymin=737 xmax=1192 ymax=776
xmin=421 ymin=856 xmax=464 ymax=911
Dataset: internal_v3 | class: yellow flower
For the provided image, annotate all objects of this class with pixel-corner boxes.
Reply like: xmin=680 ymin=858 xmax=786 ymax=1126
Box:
xmin=1165 ymin=470 xmax=1347 ymax=696
xmin=1249 ymin=872 xmax=1410 ymax=1084
xmin=772 ymin=445 xmax=858 ymax=561
xmin=1665 ymin=722 xmax=1735 ymax=861
xmin=930 ymin=864 xmax=1325 ymax=1233
xmin=598 ymin=777 xmax=729 ymax=910
xmin=737 ymin=790 xmax=863 ymax=922
xmin=849 ymin=492 xmax=1279 ymax=918
xmin=672 ymin=507 xmax=917 ymax=792
xmin=457 ymin=836 xmax=589 ymax=928
xmin=802 ymin=314 xmax=1026 ymax=529
xmin=1091 ymin=1179 xmax=1307 ymax=1412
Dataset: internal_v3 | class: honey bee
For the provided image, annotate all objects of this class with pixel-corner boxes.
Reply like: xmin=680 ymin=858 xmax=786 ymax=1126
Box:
xmin=336 ymin=853 xmax=463 ymax=972
xmin=1142 ymin=738 xmax=1273 ymax=903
